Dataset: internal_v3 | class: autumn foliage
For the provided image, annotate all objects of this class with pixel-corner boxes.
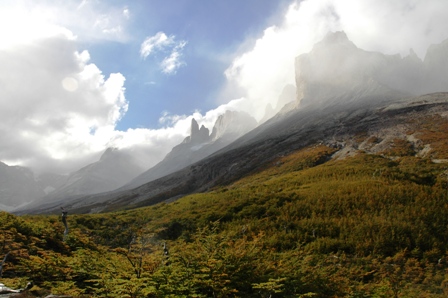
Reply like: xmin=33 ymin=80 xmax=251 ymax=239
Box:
xmin=2 ymin=142 xmax=448 ymax=297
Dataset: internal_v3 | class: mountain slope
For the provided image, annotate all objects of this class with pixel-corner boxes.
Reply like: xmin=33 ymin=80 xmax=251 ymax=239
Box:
xmin=295 ymin=31 xmax=448 ymax=108
xmin=3 ymin=137 xmax=448 ymax=296
xmin=19 ymin=147 xmax=146 ymax=211
xmin=18 ymin=92 xmax=448 ymax=214
xmin=0 ymin=162 xmax=45 ymax=210
xmin=16 ymin=31 xmax=448 ymax=214
xmin=121 ymin=110 xmax=257 ymax=190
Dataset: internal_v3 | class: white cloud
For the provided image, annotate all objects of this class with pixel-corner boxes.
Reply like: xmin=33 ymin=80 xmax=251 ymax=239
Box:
xmin=223 ymin=0 xmax=448 ymax=121
xmin=0 ymin=1 xmax=192 ymax=175
xmin=161 ymin=41 xmax=188 ymax=74
xmin=140 ymin=32 xmax=187 ymax=74
xmin=0 ymin=24 xmax=198 ymax=175
xmin=140 ymin=32 xmax=175 ymax=59
xmin=123 ymin=7 xmax=130 ymax=19
xmin=0 ymin=0 xmax=131 ymax=44
xmin=0 ymin=28 xmax=193 ymax=174
xmin=0 ymin=33 xmax=129 ymax=173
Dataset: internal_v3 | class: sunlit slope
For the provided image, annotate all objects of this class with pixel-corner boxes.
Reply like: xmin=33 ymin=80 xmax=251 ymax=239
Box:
xmin=3 ymin=141 xmax=448 ymax=296
xmin=106 ymin=145 xmax=447 ymax=255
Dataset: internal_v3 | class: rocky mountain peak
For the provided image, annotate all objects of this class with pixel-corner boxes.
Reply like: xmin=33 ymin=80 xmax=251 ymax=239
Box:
xmin=99 ymin=147 xmax=119 ymax=161
xmin=116 ymin=110 xmax=258 ymax=192
xmin=260 ymin=84 xmax=297 ymax=123
xmin=198 ymin=125 xmax=209 ymax=140
xmin=190 ymin=118 xmax=200 ymax=135
xmin=295 ymin=31 xmax=448 ymax=109
xmin=315 ymin=31 xmax=356 ymax=49
xmin=184 ymin=118 xmax=210 ymax=144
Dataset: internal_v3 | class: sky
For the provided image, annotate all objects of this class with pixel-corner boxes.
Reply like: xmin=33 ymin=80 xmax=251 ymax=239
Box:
xmin=0 ymin=0 xmax=447 ymax=175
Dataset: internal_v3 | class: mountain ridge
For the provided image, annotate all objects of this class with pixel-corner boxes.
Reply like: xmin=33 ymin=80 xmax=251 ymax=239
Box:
xmin=13 ymin=31 xmax=448 ymax=214
xmin=16 ymin=92 xmax=448 ymax=214
xmin=120 ymin=109 xmax=258 ymax=191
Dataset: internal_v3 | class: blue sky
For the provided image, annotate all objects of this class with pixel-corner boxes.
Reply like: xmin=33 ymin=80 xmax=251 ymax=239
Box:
xmin=84 ymin=0 xmax=291 ymax=130
xmin=0 ymin=0 xmax=447 ymax=175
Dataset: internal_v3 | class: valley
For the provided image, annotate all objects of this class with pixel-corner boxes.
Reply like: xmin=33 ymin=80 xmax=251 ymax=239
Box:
xmin=2 ymin=92 xmax=448 ymax=297
xmin=2 ymin=31 xmax=448 ymax=297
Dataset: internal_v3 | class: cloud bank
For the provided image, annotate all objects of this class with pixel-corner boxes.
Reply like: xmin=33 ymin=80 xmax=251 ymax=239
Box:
xmin=0 ymin=31 xmax=126 ymax=173
xmin=0 ymin=0 xmax=130 ymax=45
xmin=0 ymin=1 xmax=196 ymax=175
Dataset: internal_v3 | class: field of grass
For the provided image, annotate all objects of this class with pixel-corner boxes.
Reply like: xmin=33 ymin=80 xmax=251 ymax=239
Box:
xmin=2 ymin=142 xmax=448 ymax=297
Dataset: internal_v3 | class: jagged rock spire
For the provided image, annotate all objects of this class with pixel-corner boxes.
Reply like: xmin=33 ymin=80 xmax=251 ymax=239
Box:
xmin=187 ymin=118 xmax=210 ymax=144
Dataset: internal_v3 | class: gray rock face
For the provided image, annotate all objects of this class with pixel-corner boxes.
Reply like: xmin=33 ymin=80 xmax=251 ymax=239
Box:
xmin=424 ymin=38 xmax=448 ymax=93
xmin=0 ymin=162 xmax=44 ymax=210
xmin=210 ymin=110 xmax=258 ymax=141
xmin=185 ymin=118 xmax=210 ymax=144
xmin=295 ymin=31 xmax=448 ymax=108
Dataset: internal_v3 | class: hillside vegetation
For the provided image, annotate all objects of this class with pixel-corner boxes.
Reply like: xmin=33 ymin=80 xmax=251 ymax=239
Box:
xmin=2 ymin=138 xmax=448 ymax=297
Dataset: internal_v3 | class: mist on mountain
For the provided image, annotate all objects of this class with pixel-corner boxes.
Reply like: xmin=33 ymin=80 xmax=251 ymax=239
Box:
xmin=121 ymin=110 xmax=258 ymax=191
xmin=295 ymin=31 xmax=448 ymax=109
xmin=6 ymin=31 xmax=448 ymax=213
xmin=11 ymin=31 xmax=448 ymax=215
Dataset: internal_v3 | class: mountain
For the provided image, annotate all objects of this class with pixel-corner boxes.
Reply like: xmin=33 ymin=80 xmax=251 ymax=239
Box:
xmin=50 ymin=147 xmax=146 ymax=196
xmin=16 ymin=31 xmax=448 ymax=214
xmin=17 ymin=147 xmax=146 ymax=211
xmin=36 ymin=172 xmax=68 ymax=195
xmin=122 ymin=110 xmax=258 ymax=190
xmin=12 ymin=110 xmax=257 ymax=213
xmin=296 ymin=31 xmax=410 ymax=108
xmin=0 ymin=162 xmax=45 ymax=211
xmin=5 ymin=32 xmax=448 ymax=297
xmin=19 ymin=91 xmax=448 ymax=215
xmin=424 ymin=37 xmax=448 ymax=93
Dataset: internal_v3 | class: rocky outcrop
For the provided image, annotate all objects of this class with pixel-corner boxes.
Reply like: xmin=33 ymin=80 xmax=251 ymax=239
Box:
xmin=183 ymin=118 xmax=210 ymax=144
